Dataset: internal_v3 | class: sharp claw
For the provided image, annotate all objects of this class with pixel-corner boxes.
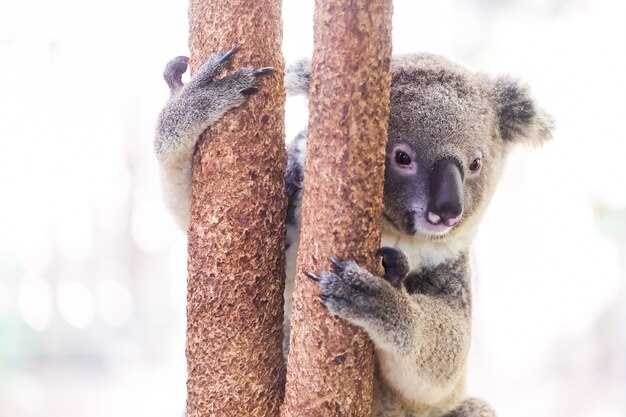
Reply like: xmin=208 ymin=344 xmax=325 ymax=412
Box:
xmin=253 ymin=67 xmax=275 ymax=77
xmin=319 ymin=294 xmax=330 ymax=302
xmin=219 ymin=44 xmax=241 ymax=63
xmin=328 ymin=256 xmax=344 ymax=270
xmin=240 ymin=86 xmax=259 ymax=96
xmin=304 ymin=271 xmax=320 ymax=282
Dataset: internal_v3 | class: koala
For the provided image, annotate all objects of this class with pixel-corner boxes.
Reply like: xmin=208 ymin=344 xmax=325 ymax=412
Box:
xmin=155 ymin=48 xmax=553 ymax=417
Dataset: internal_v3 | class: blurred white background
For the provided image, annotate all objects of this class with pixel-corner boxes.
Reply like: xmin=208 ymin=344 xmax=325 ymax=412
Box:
xmin=0 ymin=0 xmax=625 ymax=416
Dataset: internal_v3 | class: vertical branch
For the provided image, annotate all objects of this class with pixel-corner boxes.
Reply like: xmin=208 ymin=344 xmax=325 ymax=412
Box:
xmin=186 ymin=1 xmax=286 ymax=416
xmin=282 ymin=0 xmax=393 ymax=416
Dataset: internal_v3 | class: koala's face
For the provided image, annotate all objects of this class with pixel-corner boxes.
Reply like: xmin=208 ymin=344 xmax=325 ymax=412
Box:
xmin=382 ymin=54 xmax=552 ymax=240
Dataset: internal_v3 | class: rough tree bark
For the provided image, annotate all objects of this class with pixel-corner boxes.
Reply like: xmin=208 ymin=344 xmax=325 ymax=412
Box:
xmin=281 ymin=1 xmax=393 ymax=416
xmin=185 ymin=1 xmax=286 ymax=416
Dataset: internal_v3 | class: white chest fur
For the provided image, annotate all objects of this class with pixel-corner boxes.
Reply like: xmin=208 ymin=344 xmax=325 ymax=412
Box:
xmin=380 ymin=221 xmax=472 ymax=272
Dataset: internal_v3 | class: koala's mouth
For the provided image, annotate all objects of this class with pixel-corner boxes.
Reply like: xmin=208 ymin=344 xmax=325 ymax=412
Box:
xmin=406 ymin=211 xmax=454 ymax=238
xmin=383 ymin=211 xmax=456 ymax=238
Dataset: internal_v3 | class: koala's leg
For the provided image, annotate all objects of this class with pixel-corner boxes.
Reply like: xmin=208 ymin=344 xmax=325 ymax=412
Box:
xmin=307 ymin=250 xmax=472 ymax=408
xmin=284 ymin=130 xmax=306 ymax=227
xmin=282 ymin=129 xmax=308 ymax=357
xmin=154 ymin=47 xmax=274 ymax=229
xmin=443 ymin=398 xmax=496 ymax=417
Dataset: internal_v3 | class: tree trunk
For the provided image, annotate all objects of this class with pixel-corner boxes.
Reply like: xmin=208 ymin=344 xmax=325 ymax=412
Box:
xmin=185 ymin=1 xmax=286 ymax=416
xmin=281 ymin=1 xmax=393 ymax=416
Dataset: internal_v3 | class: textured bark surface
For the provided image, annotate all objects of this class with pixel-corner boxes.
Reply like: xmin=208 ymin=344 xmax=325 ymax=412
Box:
xmin=186 ymin=1 xmax=286 ymax=416
xmin=281 ymin=1 xmax=393 ymax=416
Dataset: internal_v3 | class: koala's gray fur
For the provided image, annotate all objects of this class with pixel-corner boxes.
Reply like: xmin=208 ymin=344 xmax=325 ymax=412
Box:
xmin=154 ymin=47 xmax=275 ymax=229
xmin=155 ymin=49 xmax=553 ymax=417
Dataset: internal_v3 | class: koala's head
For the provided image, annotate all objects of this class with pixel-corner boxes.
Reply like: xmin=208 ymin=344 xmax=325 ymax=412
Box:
xmin=383 ymin=54 xmax=553 ymax=241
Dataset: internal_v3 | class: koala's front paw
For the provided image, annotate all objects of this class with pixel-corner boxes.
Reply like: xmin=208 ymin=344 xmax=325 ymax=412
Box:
xmin=190 ymin=46 xmax=275 ymax=100
xmin=155 ymin=46 xmax=276 ymax=164
xmin=195 ymin=45 xmax=241 ymax=82
xmin=164 ymin=56 xmax=189 ymax=93
xmin=306 ymin=257 xmax=416 ymax=353
xmin=377 ymin=247 xmax=409 ymax=287
xmin=305 ymin=257 xmax=393 ymax=325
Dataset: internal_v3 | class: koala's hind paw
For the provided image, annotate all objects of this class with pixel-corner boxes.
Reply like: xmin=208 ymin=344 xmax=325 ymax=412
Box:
xmin=377 ymin=247 xmax=410 ymax=287
xmin=306 ymin=257 xmax=393 ymax=325
xmin=444 ymin=398 xmax=497 ymax=417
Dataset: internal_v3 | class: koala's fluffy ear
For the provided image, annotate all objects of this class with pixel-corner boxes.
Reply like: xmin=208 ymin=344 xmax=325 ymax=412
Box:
xmin=493 ymin=76 xmax=554 ymax=145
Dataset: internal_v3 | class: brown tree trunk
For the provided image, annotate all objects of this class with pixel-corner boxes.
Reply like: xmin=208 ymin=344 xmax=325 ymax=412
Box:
xmin=185 ymin=1 xmax=286 ymax=416
xmin=281 ymin=1 xmax=393 ymax=416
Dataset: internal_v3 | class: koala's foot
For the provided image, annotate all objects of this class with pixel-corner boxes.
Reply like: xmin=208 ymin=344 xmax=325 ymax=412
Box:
xmin=155 ymin=46 xmax=275 ymax=164
xmin=305 ymin=257 xmax=416 ymax=353
xmin=194 ymin=45 xmax=241 ymax=83
xmin=188 ymin=46 xmax=275 ymax=101
xmin=444 ymin=398 xmax=496 ymax=417
xmin=305 ymin=257 xmax=390 ymax=322
xmin=164 ymin=49 xmax=265 ymax=96
xmin=377 ymin=247 xmax=409 ymax=287
xmin=164 ymin=56 xmax=189 ymax=94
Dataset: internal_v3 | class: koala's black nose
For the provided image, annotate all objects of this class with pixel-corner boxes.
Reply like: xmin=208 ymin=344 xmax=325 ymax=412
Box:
xmin=427 ymin=158 xmax=464 ymax=227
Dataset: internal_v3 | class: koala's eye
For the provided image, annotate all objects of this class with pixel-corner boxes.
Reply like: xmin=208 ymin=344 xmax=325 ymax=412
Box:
xmin=395 ymin=151 xmax=412 ymax=165
xmin=469 ymin=158 xmax=482 ymax=172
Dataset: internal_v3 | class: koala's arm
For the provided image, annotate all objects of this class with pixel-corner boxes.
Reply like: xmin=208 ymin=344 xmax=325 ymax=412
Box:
xmin=154 ymin=48 xmax=274 ymax=229
xmin=284 ymin=59 xmax=311 ymax=96
xmin=308 ymin=250 xmax=474 ymax=411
